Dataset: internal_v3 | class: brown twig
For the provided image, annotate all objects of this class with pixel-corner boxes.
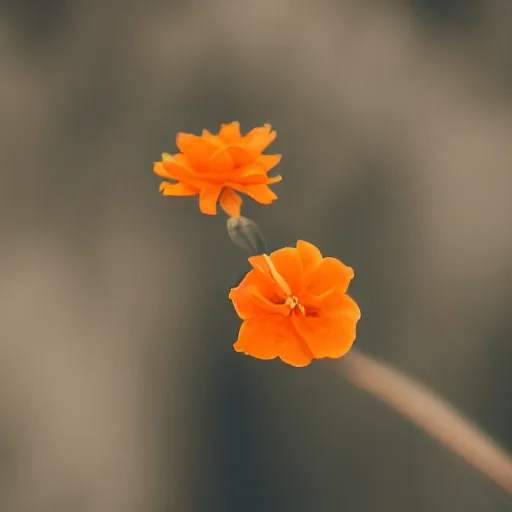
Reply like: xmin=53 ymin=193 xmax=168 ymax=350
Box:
xmin=325 ymin=350 xmax=512 ymax=495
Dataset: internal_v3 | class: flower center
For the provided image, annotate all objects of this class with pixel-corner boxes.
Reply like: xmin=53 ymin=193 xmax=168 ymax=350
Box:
xmin=285 ymin=295 xmax=305 ymax=316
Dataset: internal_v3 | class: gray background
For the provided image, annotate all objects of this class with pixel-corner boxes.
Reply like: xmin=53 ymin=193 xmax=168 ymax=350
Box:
xmin=0 ymin=0 xmax=511 ymax=510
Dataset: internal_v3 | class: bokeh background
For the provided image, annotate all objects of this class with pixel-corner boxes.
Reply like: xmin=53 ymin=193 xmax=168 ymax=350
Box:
xmin=1 ymin=0 xmax=511 ymax=510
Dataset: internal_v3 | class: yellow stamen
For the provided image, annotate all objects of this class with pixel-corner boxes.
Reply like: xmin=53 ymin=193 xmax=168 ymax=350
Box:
xmin=285 ymin=295 xmax=305 ymax=316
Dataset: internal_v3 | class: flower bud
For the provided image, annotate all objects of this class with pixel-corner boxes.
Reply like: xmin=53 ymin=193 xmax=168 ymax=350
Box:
xmin=227 ymin=216 xmax=267 ymax=256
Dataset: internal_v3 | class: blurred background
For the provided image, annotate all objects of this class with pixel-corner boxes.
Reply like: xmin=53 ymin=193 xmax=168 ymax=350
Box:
xmin=0 ymin=0 xmax=511 ymax=510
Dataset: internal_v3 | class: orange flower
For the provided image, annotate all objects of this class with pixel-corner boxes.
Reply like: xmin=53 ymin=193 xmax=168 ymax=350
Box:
xmin=153 ymin=122 xmax=282 ymax=217
xmin=229 ymin=241 xmax=361 ymax=367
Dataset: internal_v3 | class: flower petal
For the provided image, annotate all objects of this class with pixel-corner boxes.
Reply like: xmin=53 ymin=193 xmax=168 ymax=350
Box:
xmin=249 ymin=254 xmax=296 ymax=299
xmin=278 ymin=332 xmax=314 ymax=367
xmin=339 ymin=294 xmax=361 ymax=322
xmin=233 ymin=316 xmax=289 ymax=360
xmin=230 ymin=164 xmax=268 ymax=184
xmin=210 ymin=147 xmax=234 ymax=173
xmin=198 ymin=184 xmax=222 ymax=215
xmin=304 ymin=257 xmax=354 ymax=296
xmin=267 ymin=175 xmax=282 ymax=184
xmin=219 ymin=122 xmax=241 ymax=142
xmin=269 ymin=247 xmax=304 ymax=296
xmin=292 ymin=309 xmax=358 ymax=360
xmin=236 ymin=263 xmax=286 ymax=305
xmin=160 ymin=181 xmax=199 ymax=196
xmin=170 ymin=153 xmax=192 ymax=167
xmin=229 ymin=183 xmax=278 ymax=204
xmin=176 ymin=133 xmax=216 ymax=168
xmin=153 ymin=161 xmax=172 ymax=178
xmin=302 ymin=289 xmax=342 ymax=317
xmin=201 ymin=129 xmax=222 ymax=146
xmin=234 ymin=314 xmax=315 ymax=367
xmin=243 ymin=124 xmax=276 ymax=154
xmin=227 ymin=146 xmax=256 ymax=167
xmin=296 ymin=240 xmax=323 ymax=274
xmin=157 ymin=159 xmax=198 ymax=184
xmin=229 ymin=284 xmax=289 ymax=319
xmin=219 ymin=188 xmax=242 ymax=217
xmin=256 ymin=154 xmax=282 ymax=172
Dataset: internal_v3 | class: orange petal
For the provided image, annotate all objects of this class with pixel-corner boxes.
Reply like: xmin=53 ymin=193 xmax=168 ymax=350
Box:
xmin=243 ymin=124 xmax=276 ymax=154
xmin=234 ymin=315 xmax=313 ymax=367
xmin=201 ymin=129 xmax=222 ymax=146
xmin=158 ymin=159 xmax=199 ymax=184
xmin=159 ymin=181 xmax=199 ymax=196
xmin=198 ymin=184 xmax=222 ymax=215
xmin=304 ymin=257 xmax=354 ymax=296
xmin=302 ymin=289 xmax=340 ymax=317
xmin=229 ymin=284 xmax=289 ymax=319
xmin=176 ymin=133 xmax=216 ymax=168
xmin=170 ymin=153 xmax=192 ymax=167
xmin=269 ymin=247 xmax=304 ymax=296
xmin=226 ymin=146 xmax=256 ymax=167
xmin=248 ymin=254 xmax=292 ymax=298
xmin=233 ymin=316 xmax=289 ymax=361
xmin=292 ymin=310 xmax=358 ymax=360
xmin=249 ymin=254 xmax=291 ymax=296
xmin=235 ymin=264 xmax=286 ymax=305
xmin=340 ymin=294 xmax=362 ymax=322
xmin=229 ymin=183 xmax=278 ymax=204
xmin=296 ymin=240 xmax=323 ymax=274
xmin=219 ymin=188 xmax=242 ymax=217
xmin=170 ymin=154 xmax=221 ymax=182
xmin=278 ymin=332 xmax=314 ymax=367
xmin=154 ymin=162 xmax=172 ymax=178
xmin=266 ymin=175 xmax=282 ymax=185
xmin=230 ymin=164 xmax=268 ymax=184
xmin=219 ymin=122 xmax=241 ymax=142
xmin=210 ymin=147 xmax=234 ymax=173
xmin=257 ymin=154 xmax=282 ymax=172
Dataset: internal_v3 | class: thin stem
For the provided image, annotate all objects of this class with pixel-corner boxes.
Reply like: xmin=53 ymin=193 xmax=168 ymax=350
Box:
xmin=325 ymin=350 xmax=512 ymax=495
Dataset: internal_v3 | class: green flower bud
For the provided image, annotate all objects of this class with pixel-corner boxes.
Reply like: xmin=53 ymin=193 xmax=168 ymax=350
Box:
xmin=227 ymin=216 xmax=267 ymax=256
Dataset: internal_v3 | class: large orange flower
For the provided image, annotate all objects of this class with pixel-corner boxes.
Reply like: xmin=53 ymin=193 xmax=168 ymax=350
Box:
xmin=229 ymin=241 xmax=361 ymax=367
xmin=153 ymin=122 xmax=282 ymax=217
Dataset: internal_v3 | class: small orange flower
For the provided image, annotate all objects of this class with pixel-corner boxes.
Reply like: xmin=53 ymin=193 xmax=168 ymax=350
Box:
xmin=153 ymin=122 xmax=282 ymax=217
xmin=229 ymin=241 xmax=361 ymax=367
